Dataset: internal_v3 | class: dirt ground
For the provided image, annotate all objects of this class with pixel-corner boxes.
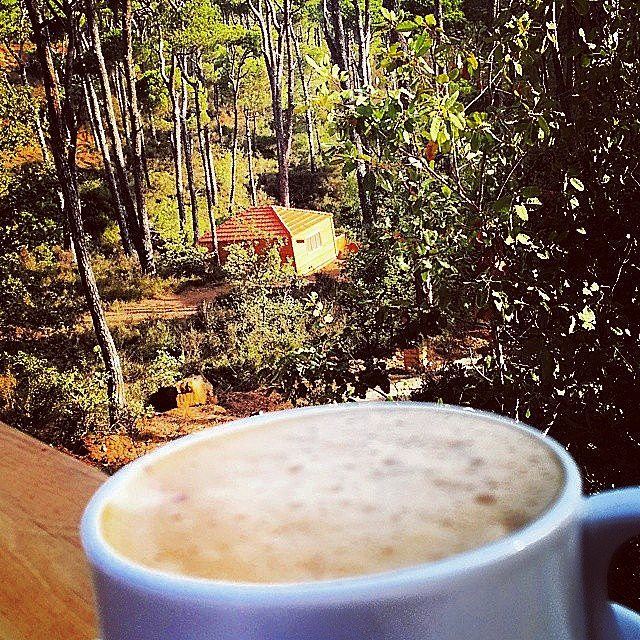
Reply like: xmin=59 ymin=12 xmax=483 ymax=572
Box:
xmin=104 ymin=284 xmax=230 ymax=326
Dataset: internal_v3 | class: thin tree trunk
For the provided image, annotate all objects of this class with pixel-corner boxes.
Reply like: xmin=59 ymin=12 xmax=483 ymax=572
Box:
xmin=114 ymin=63 xmax=131 ymax=142
xmin=203 ymin=127 xmax=220 ymax=262
xmin=247 ymin=0 xmax=294 ymax=207
xmin=204 ymin=125 xmax=219 ymax=206
xmin=281 ymin=0 xmax=295 ymax=207
xmin=322 ymin=0 xmax=374 ymax=226
xmin=245 ymin=108 xmax=257 ymax=206
xmin=213 ymin=84 xmax=223 ymax=143
xmin=122 ymin=0 xmax=156 ymax=273
xmin=323 ymin=0 xmax=350 ymax=84
xmin=435 ymin=0 xmax=443 ymax=30
xmin=83 ymin=77 xmax=133 ymax=255
xmin=25 ymin=0 xmax=126 ymax=428
xmin=229 ymin=85 xmax=240 ymax=213
xmin=84 ymin=0 xmax=142 ymax=263
xmin=180 ymin=72 xmax=199 ymax=244
xmin=149 ymin=113 xmax=157 ymax=142
xmin=162 ymin=49 xmax=187 ymax=240
xmin=193 ymin=74 xmax=216 ymax=243
xmin=35 ymin=104 xmax=50 ymax=163
xmin=141 ymin=133 xmax=151 ymax=188
xmin=290 ymin=26 xmax=317 ymax=172
xmin=352 ymin=0 xmax=372 ymax=87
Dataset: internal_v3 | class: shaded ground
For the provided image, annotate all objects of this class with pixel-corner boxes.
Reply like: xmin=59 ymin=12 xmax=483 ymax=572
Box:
xmin=104 ymin=283 xmax=229 ymax=326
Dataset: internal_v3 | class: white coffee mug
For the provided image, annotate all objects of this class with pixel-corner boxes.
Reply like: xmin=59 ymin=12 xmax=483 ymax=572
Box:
xmin=81 ymin=403 xmax=640 ymax=639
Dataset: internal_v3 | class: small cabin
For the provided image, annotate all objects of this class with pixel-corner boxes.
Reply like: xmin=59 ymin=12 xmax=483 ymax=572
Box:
xmin=197 ymin=205 xmax=338 ymax=276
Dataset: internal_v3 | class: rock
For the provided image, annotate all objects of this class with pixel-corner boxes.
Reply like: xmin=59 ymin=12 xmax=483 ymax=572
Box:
xmin=149 ymin=375 xmax=215 ymax=412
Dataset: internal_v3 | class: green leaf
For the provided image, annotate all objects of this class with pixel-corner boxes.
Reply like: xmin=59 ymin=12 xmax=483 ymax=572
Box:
xmin=425 ymin=14 xmax=437 ymax=27
xmin=449 ymin=113 xmax=464 ymax=130
xmin=380 ymin=6 xmax=393 ymax=21
xmin=578 ymin=306 xmax=596 ymax=330
xmin=538 ymin=115 xmax=550 ymax=136
xmin=436 ymin=73 xmax=449 ymax=84
xmin=397 ymin=20 xmax=417 ymax=32
xmin=467 ymin=53 xmax=478 ymax=70
xmin=445 ymin=90 xmax=460 ymax=108
xmin=305 ymin=55 xmax=321 ymax=72
xmin=570 ymin=177 xmax=585 ymax=191
xmin=572 ymin=0 xmax=589 ymax=16
xmin=441 ymin=184 xmax=452 ymax=197
xmin=515 ymin=233 xmax=531 ymax=245
xmin=514 ymin=204 xmax=529 ymax=221
xmin=493 ymin=196 xmax=512 ymax=213
xmin=413 ymin=33 xmax=432 ymax=56
xmin=430 ymin=115 xmax=442 ymax=141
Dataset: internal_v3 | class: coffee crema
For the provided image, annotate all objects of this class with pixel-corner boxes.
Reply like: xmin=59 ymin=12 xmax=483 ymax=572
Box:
xmin=100 ymin=407 xmax=563 ymax=583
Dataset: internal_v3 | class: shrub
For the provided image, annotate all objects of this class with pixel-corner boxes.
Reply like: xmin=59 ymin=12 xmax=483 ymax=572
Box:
xmin=0 ymin=352 xmax=107 ymax=447
xmin=155 ymin=240 xmax=210 ymax=279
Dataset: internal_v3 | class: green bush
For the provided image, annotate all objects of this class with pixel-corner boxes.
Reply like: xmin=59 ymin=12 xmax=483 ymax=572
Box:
xmin=198 ymin=288 xmax=309 ymax=389
xmin=155 ymin=240 xmax=210 ymax=279
xmin=0 ymin=352 xmax=107 ymax=447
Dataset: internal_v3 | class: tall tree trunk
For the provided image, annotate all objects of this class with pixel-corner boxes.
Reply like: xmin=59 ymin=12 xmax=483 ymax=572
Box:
xmin=247 ymin=0 xmax=294 ymax=207
xmin=435 ymin=0 xmax=444 ymax=30
xmin=148 ymin=113 xmax=157 ymax=142
xmin=323 ymin=0 xmax=350 ymax=84
xmin=25 ymin=0 xmax=126 ymax=428
xmin=180 ymin=72 xmax=199 ymax=244
xmin=204 ymin=125 xmax=219 ymax=206
xmin=121 ymin=0 xmax=156 ymax=273
xmin=113 ymin=64 xmax=131 ymax=142
xmin=83 ymin=77 xmax=134 ymax=255
xmin=322 ymin=0 xmax=374 ymax=226
xmin=229 ymin=85 xmax=240 ymax=213
xmin=213 ymin=84 xmax=223 ymax=143
xmin=203 ymin=127 xmax=220 ymax=262
xmin=193 ymin=72 xmax=217 ymax=245
xmin=352 ymin=0 xmax=372 ymax=88
xmin=161 ymin=48 xmax=187 ymax=240
xmin=290 ymin=26 xmax=317 ymax=172
xmin=192 ymin=58 xmax=219 ymax=212
xmin=141 ymin=134 xmax=151 ymax=188
xmin=245 ymin=108 xmax=257 ymax=206
xmin=84 ymin=0 xmax=143 ymax=263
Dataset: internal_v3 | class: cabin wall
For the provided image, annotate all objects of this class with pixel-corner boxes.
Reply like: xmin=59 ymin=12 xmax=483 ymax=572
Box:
xmin=290 ymin=218 xmax=337 ymax=275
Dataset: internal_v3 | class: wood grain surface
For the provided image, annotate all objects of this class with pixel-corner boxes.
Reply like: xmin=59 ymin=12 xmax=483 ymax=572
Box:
xmin=0 ymin=422 xmax=106 ymax=640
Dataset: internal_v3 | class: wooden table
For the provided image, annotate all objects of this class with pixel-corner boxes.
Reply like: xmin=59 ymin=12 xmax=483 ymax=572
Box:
xmin=0 ymin=422 xmax=106 ymax=640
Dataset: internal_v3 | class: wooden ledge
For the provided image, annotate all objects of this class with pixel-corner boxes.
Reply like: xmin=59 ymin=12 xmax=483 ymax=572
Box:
xmin=0 ymin=422 xmax=106 ymax=640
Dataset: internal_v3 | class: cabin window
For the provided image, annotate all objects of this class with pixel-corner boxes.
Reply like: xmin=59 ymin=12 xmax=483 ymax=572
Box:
xmin=305 ymin=232 xmax=322 ymax=252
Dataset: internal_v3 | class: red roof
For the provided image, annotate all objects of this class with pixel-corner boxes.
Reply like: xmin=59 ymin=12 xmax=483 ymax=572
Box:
xmin=198 ymin=205 xmax=332 ymax=245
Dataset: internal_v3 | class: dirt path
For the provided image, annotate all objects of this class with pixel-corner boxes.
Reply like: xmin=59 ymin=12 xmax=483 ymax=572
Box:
xmin=104 ymin=284 xmax=229 ymax=326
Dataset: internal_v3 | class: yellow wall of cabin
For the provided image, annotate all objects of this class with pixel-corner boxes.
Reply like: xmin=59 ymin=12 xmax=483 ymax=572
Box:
xmin=290 ymin=218 xmax=337 ymax=275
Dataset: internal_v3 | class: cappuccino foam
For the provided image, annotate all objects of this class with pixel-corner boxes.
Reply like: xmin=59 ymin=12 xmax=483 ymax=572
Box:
xmin=101 ymin=406 xmax=563 ymax=583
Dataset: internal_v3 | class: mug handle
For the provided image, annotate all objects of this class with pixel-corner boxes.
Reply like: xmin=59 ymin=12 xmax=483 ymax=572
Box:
xmin=582 ymin=488 xmax=640 ymax=640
